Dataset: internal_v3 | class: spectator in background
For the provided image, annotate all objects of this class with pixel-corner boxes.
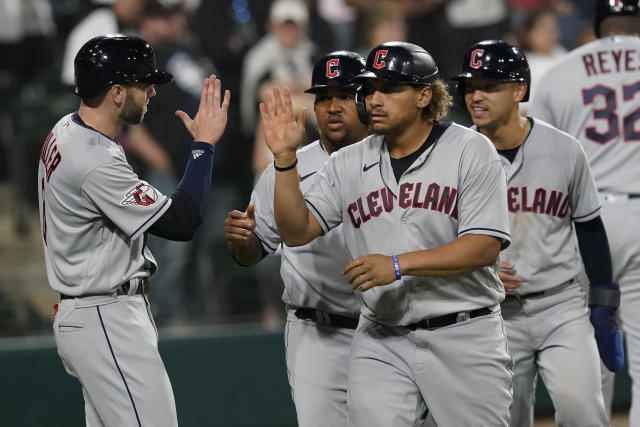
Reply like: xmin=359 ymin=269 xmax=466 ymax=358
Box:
xmin=314 ymin=0 xmax=359 ymax=51
xmin=0 ymin=0 xmax=57 ymax=235
xmin=507 ymin=0 xmax=592 ymax=49
xmin=517 ymin=9 xmax=566 ymax=114
xmin=60 ymin=0 xmax=145 ymax=87
xmin=357 ymin=0 xmax=407 ymax=55
xmin=134 ymin=0 xmax=217 ymax=325
xmin=240 ymin=0 xmax=316 ymax=155
xmin=241 ymin=0 xmax=317 ymax=328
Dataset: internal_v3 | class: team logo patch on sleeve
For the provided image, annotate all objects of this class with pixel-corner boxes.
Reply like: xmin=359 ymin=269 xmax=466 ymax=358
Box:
xmin=192 ymin=149 xmax=204 ymax=159
xmin=121 ymin=183 xmax=158 ymax=206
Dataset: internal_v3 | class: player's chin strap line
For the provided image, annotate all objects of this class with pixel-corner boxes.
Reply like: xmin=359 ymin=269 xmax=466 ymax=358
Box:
xmin=589 ymin=282 xmax=620 ymax=308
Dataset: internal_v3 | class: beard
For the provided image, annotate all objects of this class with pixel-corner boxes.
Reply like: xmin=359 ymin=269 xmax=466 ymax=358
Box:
xmin=121 ymin=92 xmax=146 ymax=124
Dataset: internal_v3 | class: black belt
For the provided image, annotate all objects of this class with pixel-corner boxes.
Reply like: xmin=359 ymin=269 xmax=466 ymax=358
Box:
xmin=505 ymin=279 xmax=574 ymax=301
xmin=295 ymin=308 xmax=359 ymax=330
xmin=60 ymin=278 xmax=149 ymax=300
xmin=406 ymin=307 xmax=492 ymax=330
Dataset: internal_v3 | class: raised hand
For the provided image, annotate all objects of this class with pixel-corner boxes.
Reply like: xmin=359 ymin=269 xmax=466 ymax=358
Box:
xmin=224 ymin=204 xmax=257 ymax=246
xmin=176 ymin=74 xmax=230 ymax=146
xmin=498 ymin=262 xmax=521 ymax=295
xmin=259 ymin=86 xmax=306 ymax=164
xmin=343 ymin=254 xmax=398 ymax=292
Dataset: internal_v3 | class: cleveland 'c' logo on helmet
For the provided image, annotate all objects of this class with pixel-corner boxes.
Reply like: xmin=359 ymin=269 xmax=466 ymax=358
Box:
xmin=326 ymin=59 xmax=340 ymax=78
xmin=470 ymin=49 xmax=484 ymax=69
xmin=373 ymin=50 xmax=388 ymax=69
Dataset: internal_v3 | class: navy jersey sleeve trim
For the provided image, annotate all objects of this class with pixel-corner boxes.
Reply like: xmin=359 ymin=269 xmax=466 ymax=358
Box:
xmin=130 ymin=199 xmax=170 ymax=239
xmin=458 ymin=227 xmax=511 ymax=238
xmin=572 ymin=206 xmax=601 ymax=222
xmin=305 ymin=198 xmax=330 ymax=232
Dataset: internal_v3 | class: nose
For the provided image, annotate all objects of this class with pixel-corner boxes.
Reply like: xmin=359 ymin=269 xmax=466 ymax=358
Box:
xmin=147 ymin=85 xmax=156 ymax=98
xmin=327 ymin=97 xmax=343 ymax=113
xmin=367 ymin=90 xmax=383 ymax=107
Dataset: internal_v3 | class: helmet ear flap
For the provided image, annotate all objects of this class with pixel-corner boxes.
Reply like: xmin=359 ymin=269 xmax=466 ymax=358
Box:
xmin=355 ymin=85 xmax=368 ymax=124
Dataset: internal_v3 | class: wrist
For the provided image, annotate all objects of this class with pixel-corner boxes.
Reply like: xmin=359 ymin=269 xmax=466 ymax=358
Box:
xmin=589 ymin=282 xmax=620 ymax=308
xmin=392 ymin=255 xmax=401 ymax=280
xmin=274 ymin=152 xmax=297 ymax=168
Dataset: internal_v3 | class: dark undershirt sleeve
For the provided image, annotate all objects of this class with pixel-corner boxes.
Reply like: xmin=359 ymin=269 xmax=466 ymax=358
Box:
xmin=574 ymin=216 xmax=613 ymax=285
xmin=148 ymin=190 xmax=201 ymax=241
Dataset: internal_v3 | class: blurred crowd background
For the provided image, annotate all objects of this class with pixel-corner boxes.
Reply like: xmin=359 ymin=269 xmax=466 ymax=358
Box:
xmin=0 ymin=0 xmax=598 ymax=336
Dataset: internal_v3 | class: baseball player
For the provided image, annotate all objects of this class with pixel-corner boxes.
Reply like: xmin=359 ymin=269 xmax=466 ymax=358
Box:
xmin=529 ymin=0 xmax=639 ymax=421
xmin=454 ymin=39 xmax=621 ymax=427
xmin=38 ymin=34 xmax=229 ymax=426
xmin=260 ymin=41 xmax=514 ymax=427
xmin=224 ymin=51 xmax=367 ymax=427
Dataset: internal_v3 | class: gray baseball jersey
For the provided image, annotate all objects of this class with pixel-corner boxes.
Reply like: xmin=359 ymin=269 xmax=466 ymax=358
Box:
xmin=39 ymin=112 xmax=178 ymax=426
xmin=251 ymin=140 xmax=360 ymax=427
xmin=482 ymin=118 xmax=607 ymax=427
xmin=304 ymin=123 xmax=511 ymax=326
xmin=251 ymin=140 xmax=361 ymax=317
xmin=529 ymin=34 xmax=640 ymax=423
xmin=529 ymin=35 xmax=640 ymax=194
xmin=479 ymin=119 xmax=601 ymax=294
xmin=39 ymin=113 xmax=171 ymax=296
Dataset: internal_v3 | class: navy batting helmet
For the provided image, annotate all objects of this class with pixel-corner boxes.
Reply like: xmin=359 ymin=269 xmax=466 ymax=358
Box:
xmin=305 ymin=51 xmax=365 ymax=94
xmin=353 ymin=41 xmax=439 ymax=86
xmin=74 ymin=34 xmax=172 ymax=99
xmin=353 ymin=41 xmax=439 ymax=123
xmin=595 ymin=0 xmax=640 ymax=37
xmin=452 ymin=40 xmax=531 ymax=103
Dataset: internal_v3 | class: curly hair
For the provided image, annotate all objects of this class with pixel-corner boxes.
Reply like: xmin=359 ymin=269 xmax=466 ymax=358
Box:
xmin=422 ymin=80 xmax=452 ymax=122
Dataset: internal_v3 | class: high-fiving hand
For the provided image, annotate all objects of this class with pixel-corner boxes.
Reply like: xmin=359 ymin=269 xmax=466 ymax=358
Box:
xmin=176 ymin=74 xmax=230 ymax=146
xmin=259 ymin=86 xmax=306 ymax=163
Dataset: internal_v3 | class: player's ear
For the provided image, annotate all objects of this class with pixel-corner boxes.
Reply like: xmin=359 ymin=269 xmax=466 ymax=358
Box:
xmin=513 ymin=82 xmax=527 ymax=103
xmin=110 ymin=84 xmax=126 ymax=105
xmin=416 ymin=85 xmax=432 ymax=109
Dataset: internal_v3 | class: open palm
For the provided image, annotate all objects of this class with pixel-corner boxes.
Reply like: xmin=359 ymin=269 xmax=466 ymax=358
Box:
xmin=259 ymin=86 xmax=306 ymax=159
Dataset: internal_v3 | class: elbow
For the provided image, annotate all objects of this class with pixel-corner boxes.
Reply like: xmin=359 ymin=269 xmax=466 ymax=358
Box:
xmin=173 ymin=224 xmax=199 ymax=241
xmin=174 ymin=230 xmax=196 ymax=242
xmin=474 ymin=238 xmax=502 ymax=268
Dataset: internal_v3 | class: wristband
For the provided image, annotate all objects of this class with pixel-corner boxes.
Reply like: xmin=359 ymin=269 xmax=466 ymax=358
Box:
xmin=274 ymin=159 xmax=298 ymax=172
xmin=392 ymin=255 xmax=401 ymax=280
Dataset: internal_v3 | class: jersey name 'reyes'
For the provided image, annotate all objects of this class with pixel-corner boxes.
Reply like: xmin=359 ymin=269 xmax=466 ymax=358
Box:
xmin=530 ymin=35 xmax=640 ymax=194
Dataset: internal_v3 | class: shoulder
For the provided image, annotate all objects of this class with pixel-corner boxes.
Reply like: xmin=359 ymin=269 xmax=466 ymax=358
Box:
xmin=444 ymin=122 xmax=496 ymax=154
xmin=528 ymin=118 xmax=585 ymax=156
xmin=56 ymin=114 xmax=125 ymax=173
xmin=529 ymin=118 xmax=580 ymax=147
xmin=333 ymin=134 xmax=381 ymax=160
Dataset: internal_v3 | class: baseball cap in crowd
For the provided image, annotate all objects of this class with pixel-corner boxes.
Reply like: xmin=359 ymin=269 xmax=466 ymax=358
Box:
xmin=269 ymin=0 xmax=309 ymax=26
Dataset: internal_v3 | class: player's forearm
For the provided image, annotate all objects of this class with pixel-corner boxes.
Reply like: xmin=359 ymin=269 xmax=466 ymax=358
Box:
xmin=273 ymin=155 xmax=317 ymax=246
xmin=575 ymin=216 xmax=613 ymax=285
xmin=398 ymin=234 xmax=501 ymax=277
xmin=228 ymin=232 xmax=264 ymax=266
